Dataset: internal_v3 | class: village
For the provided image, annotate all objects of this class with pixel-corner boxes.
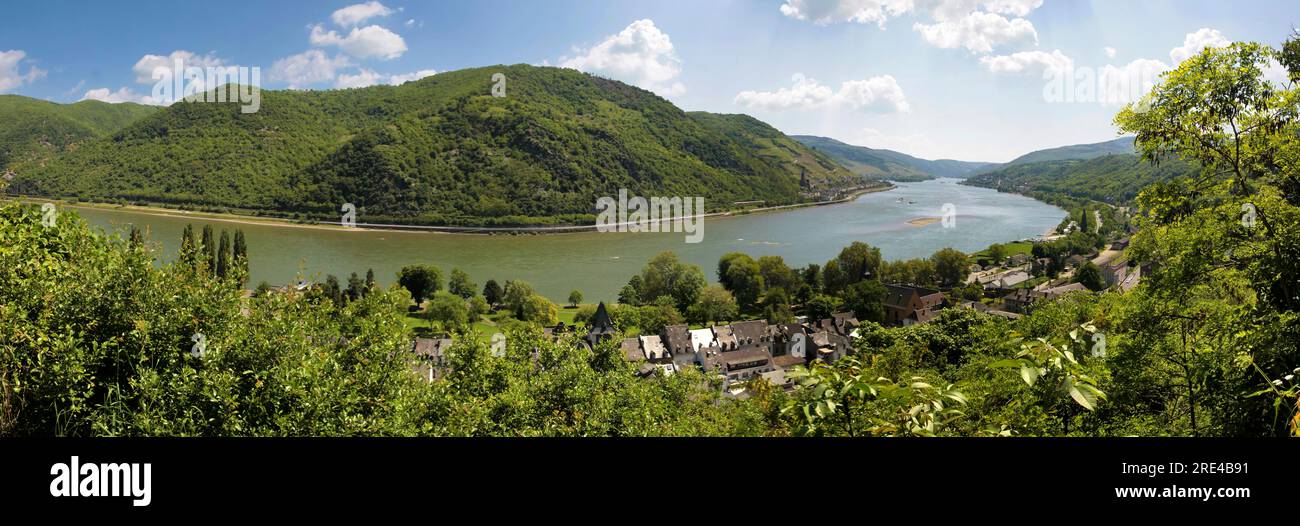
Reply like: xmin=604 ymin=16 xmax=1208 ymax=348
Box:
xmin=407 ymin=228 xmax=1142 ymax=395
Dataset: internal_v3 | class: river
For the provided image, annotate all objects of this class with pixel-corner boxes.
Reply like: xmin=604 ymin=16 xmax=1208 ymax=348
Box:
xmin=70 ymin=178 xmax=1064 ymax=302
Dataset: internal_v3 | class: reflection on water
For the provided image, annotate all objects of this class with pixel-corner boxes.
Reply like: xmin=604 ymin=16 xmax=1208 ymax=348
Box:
xmin=73 ymin=178 xmax=1064 ymax=301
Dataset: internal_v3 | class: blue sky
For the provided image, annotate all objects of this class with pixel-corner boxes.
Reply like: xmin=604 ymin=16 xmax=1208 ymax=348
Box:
xmin=1 ymin=0 xmax=1297 ymax=161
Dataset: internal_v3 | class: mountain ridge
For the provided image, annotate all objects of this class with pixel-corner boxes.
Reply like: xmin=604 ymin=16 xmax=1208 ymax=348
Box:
xmin=792 ymin=135 xmax=995 ymax=181
xmin=6 ymin=65 xmax=864 ymax=226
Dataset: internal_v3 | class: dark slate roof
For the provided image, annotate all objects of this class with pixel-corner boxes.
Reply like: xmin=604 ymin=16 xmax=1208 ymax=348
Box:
xmin=621 ymin=337 xmax=643 ymax=362
xmin=722 ymin=348 xmax=773 ymax=370
xmin=884 ymin=284 xmax=942 ymax=309
xmin=589 ymin=301 xmax=616 ymax=335
xmin=412 ymin=338 xmax=453 ymax=359
xmin=662 ymin=324 xmax=692 ymax=354
xmin=731 ymin=320 xmax=768 ymax=346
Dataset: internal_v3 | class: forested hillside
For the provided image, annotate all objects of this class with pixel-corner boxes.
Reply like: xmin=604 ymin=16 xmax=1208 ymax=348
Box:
xmin=7 ymin=65 xmax=859 ymax=226
xmin=962 ymin=153 xmax=1197 ymax=205
xmin=0 ymin=95 xmax=157 ymax=174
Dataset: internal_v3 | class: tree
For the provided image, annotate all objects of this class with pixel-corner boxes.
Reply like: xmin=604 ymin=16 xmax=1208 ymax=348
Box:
xmin=1113 ymin=38 xmax=1300 ymax=436
xmin=1075 ymin=262 xmax=1104 ymax=292
xmin=687 ymin=285 xmax=738 ymax=325
xmin=468 ymin=295 xmax=491 ymax=319
xmin=233 ymin=229 xmax=248 ymax=284
xmin=721 ymin=254 xmax=763 ymax=312
xmin=802 ymin=264 xmax=822 ymax=294
xmin=834 ymin=242 xmax=883 ymax=286
xmin=758 ymin=256 xmax=799 ymax=294
xmin=323 ymin=274 xmax=343 ymax=307
xmin=931 ymin=247 xmax=970 ymax=288
xmin=346 ymin=272 xmax=365 ymax=302
xmin=986 ymin=243 xmax=1006 ymax=266
xmin=842 ymin=280 xmax=887 ymax=323
xmin=482 ymin=279 xmax=503 ymax=307
xmin=397 ymin=265 xmax=442 ymax=305
xmin=365 ymin=269 xmax=376 ymax=292
xmin=519 ymin=293 xmax=558 ymax=326
xmin=805 ymin=294 xmax=844 ymax=321
xmin=129 ymin=226 xmax=143 ymax=247
xmin=618 ymin=281 xmax=642 ymax=306
xmin=636 ymin=252 xmax=705 ymax=312
xmin=501 ymin=280 xmax=557 ymax=324
xmin=568 ymin=290 xmax=583 ymax=307
xmin=762 ymin=287 xmax=796 ymax=325
xmin=201 ymin=224 xmax=215 ymax=274
xmin=638 ymin=297 xmax=683 ymax=334
xmin=216 ymin=230 xmax=231 ymax=279
xmin=449 ymin=268 xmax=476 ymax=299
xmin=427 ymin=292 xmax=470 ymax=333
xmin=180 ymin=224 xmax=196 ymax=269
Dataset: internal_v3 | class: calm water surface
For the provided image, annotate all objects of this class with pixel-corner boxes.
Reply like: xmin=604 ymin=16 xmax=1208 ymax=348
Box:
xmin=73 ymin=178 xmax=1064 ymax=301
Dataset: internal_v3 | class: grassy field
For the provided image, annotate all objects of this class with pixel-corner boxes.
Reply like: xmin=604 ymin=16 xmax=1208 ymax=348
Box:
xmin=968 ymin=241 xmax=1034 ymax=263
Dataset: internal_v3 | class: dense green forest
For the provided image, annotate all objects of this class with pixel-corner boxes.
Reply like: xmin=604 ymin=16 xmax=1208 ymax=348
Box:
xmin=2 ymin=39 xmax=1298 ymax=438
xmin=6 ymin=65 xmax=861 ymax=226
xmin=0 ymin=95 xmax=157 ymax=173
xmin=793 ymin=135 xmax=994 ymax=181
xmin=962 ymin=153 xmax=1197 ymax=206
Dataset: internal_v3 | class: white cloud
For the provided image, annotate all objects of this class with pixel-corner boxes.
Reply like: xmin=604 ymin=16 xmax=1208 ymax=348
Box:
xmin=779 ymin=1 xmax=1043 ymax=55
xmin=1169 ymin=27 xmax=1230 ymax=64
xmin=558 ymin=19 xmax=686 ymax=97
xmin=913 ymin=11 xmax=1037 ymax=53
xmin=331 ymin=1 xmax=395 ymax=27
xmin=1094 ymin=58 xmax=1170 ymax=105
xmin=132 ymin=50 xmax=226 ymax=84
xmin=974 ymin=0 xmax=1043 ymax=18
xmin=388 ymin=69 xmax=437 ymax=85
xmin=734 ymin=73 xmax=910 ymax=113
xmin=80 ymin=87 xmax=157 ymax=105
xmin=777 ymin=0 xmax=1043 ymax=25
xmin=980 ymin=49 xmax=1073 ymax=75
xmin=310 ymin=24 xmax=407 ymax=60
xmin=0 ymin=50 xmax=47 ymax=93
xmin=778 ymin=0 xmax=913 ymax=27
xmin=269 ymin=50 xmax=352 ymax=88
xmin=336 ymin=67 xmax=438 ymax=89
xmin=1104 ymin=46 xmax=1117 ymax=59
xmin=336 ymin=69 xmax=385 ymax=89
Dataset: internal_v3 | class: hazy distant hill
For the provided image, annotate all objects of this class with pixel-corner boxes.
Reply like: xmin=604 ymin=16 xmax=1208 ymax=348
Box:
xmin=0 ymin=95 xmax=158 ymax=173
xmin=964 ymin=136 xmax=1138 ymax=178
xmin=1003 ymin=136 xmax=1136 ymax=166
xmin=792 ymin=135 xmax=994 ymax=181
xmin=7 ymin=65 xmax=860 ymax=226
xmin=963 ymin=152 xmax=1195 ymax=205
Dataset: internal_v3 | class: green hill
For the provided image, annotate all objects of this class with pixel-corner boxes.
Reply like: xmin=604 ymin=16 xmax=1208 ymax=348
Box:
xmin=8 ymin=65 xmax=861 ymax=226
xmin=1003 ymin=136 xmax=1135 ymax=166
xmin=961 ymin=153 xmax=1195 ymax=205
xmin=792 ymin=135 xmax=993 ymax=181
xmin=0 ymin=95 xmax=158 ymax=175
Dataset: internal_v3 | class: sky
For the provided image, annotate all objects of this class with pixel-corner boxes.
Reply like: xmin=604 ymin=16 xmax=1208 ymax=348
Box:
xmin=1 ymin=0 xmax=1298 ymax=162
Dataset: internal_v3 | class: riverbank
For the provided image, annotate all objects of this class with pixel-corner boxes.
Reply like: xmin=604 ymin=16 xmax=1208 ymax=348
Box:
xmin=5 ymin=182 xmax=894 ymax=236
